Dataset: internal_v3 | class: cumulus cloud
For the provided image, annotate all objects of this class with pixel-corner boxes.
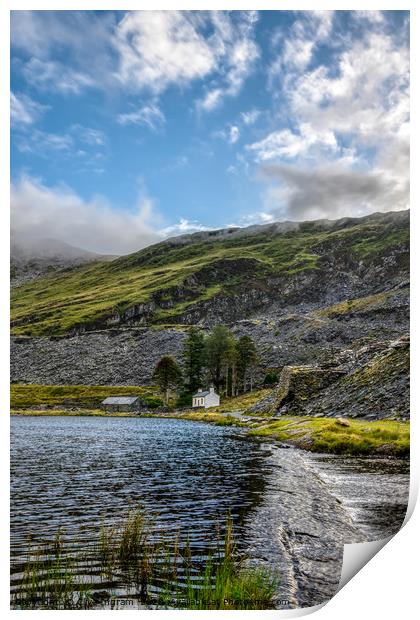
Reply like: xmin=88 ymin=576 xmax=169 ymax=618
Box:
xmin=12 ymin=10 xmax=259 ymax=118
xmin=11 ymin=177 xmax=214 ymax=255
xmin=117 ymin=104 xmax=165 ymax=130
xmin=260 ymin=163 xmax=409 ymax=221
xmin=247 ymin=124 xmax=337 ymax=161
xmin=114 ymin=11 xmax=216 ymax=94
xmin=11 ymin=177 xmax=162 ymax=255
xmin=268 ymin=10 xmax=334 ymax=84
xmin=248 ymin=21 xmax=409 ymax=221
xmin=195 ymin=12 xmax=260 ymax=111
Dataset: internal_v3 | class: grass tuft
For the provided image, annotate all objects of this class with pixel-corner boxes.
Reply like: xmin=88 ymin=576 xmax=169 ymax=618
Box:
xmin=12 ymin=509 xmax=277 ymax=610
xmin=248 ymin=417 xmax=410 ymax=456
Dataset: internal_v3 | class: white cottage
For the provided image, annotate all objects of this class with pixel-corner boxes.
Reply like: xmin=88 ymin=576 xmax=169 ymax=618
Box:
xmin=192 ymin=387 xmax=220 ymax=409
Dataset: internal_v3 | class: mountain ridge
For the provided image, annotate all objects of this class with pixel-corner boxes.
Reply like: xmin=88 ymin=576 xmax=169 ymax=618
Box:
xmin=11 ymin=210 xmax=409 ymax=337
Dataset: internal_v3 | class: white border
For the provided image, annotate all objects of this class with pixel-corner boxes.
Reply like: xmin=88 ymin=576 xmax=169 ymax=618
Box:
xmin=1 ymin=2 xmax=417 ymax=618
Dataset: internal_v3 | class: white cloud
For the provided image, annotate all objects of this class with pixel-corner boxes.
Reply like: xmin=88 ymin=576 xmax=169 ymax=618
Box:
xmin=195 ymin=12 xmax=260 ymax=111
xmin=114 ymin=11 xmax=216 ymax=94
xmin=269 ymin=10 xmax=334 ymax=84
xmin=247 ymin=124 xmax=337 ymax=161
xmin=159 ymin=218 xmax=213 ymax=237
xmin=71 ymin=125 xmax=107 ymax=146
xmin=229 ymin=126 xmax=240 ymax=144
xmin=12 ymin=10 xmax=259 ymax=114
xmin=227 ymin=211 xmax=275 ymax=227
xmin=22 ymin=58 xmax=96 ymax=95
xmin=11 ymin=177 xmax=214 ymax=255
xmin=250 ymin=25 xmax=409 ymax=221
xmin=15 ymin=126 xmax=108 ymax=175
xmin=12 ymin=11 xmax=117 ymax=97
xmin=117 ymin=104 xmax=165 ymax=130
xmin=11 ymin=177 xmax=162 ymax=255
xmin=291 ymin=33 xmax=409 ymax=145
xmin=16 ymin=130 xmax=74 ymax=155
xmin=260 ymin=162 xmax=409 ymax=221
xmin=199 ymin=88 xmax=224 ymax=112
xmin=353 ymin=10 xmax=384 ymax=24
xmin=11 ymin=92 xmax=47 ymax=126
xmin=241 ymin=109 xmax=260 ymax=125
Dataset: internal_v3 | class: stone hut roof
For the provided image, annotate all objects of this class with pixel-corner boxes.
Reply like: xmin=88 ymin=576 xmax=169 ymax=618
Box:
xmin=102 ymin=396 xmax=139 ymax=405
xmin=193 ymin=390 xmax=210 ymax=398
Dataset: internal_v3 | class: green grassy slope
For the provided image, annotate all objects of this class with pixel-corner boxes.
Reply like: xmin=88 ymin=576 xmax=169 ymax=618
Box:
xmin=248 ymin=417 xmax=410 ymax=456
xmin=11 ymin=211 xmax=409 ymax=336
xmin=10 ymin=384 xmax=162 ymax=409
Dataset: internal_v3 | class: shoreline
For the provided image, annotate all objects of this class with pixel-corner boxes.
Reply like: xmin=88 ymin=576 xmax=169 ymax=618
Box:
xmin=10 ymin=408 xmax=410 ymax=457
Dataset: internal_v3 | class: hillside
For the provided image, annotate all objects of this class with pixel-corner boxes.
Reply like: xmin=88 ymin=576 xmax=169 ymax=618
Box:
xmin=11 ymin=210 xmax=409 ymax=336
xmin=10 ymin=238 xmax=114 ymax=288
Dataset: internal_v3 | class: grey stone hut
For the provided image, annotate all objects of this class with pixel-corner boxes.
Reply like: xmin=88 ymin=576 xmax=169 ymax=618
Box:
xmin=102 ymin=396 xmax=142 ymax=413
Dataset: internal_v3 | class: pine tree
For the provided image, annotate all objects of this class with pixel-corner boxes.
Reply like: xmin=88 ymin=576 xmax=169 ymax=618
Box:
xmin=204 ymin=325 xmax=235 ymax=393
xmin=182 ymin=327 xmax=205 ymax=393
xmin=152 ymin=356 xmax=183 ymax=405
xmin=236 ymin=336 xmax=258 ymax=393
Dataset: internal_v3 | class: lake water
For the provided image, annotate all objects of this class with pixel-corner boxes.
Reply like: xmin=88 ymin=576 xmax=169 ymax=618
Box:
xmin=10 ymin=416 xmax=410 ymax=608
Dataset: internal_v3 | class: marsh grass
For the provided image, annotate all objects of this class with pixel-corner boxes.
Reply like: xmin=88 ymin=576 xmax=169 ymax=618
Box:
xmin=10 ymin=384 xmax=161 ymax=410
xmin=12 ymin=530 xmax=93 ymax=610
xmin=249 ymin=417 xmax=410 ymax=456
xmin=12 ymin=510 xmax=277 ymax=610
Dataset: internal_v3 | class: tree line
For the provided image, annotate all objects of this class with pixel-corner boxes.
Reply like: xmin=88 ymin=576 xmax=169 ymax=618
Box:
xmin=152 ymin=325 xmax=258 ymax=405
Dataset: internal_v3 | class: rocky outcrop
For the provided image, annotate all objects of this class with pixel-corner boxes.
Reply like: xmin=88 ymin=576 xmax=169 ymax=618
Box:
xmin=11 ymin=329 xmax=186 ymax=385
xmin=250 ymin=366 xmax=345 ymax=415
xmin=250 ymin=335 xmax=409 ymax=420
xmin=10 ymin=285 xmax=409 ymax=394
xmin=303 ymin=336 xmax=410 ymax=420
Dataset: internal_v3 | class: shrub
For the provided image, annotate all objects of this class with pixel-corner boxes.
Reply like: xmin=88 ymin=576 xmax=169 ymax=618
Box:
xmin=263 ymin=372 xmax=279 ymax=387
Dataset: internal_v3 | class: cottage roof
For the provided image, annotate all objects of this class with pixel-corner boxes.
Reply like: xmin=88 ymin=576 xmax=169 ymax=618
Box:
xmin=193 ymin=390 xmax=210 ymax=398
xmin=102 ymin=396 xmax=139 ymax=405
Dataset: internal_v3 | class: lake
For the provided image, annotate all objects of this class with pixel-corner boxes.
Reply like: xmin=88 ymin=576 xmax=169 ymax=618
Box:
xmin=10 ymin=415 xmax=409 ymax=608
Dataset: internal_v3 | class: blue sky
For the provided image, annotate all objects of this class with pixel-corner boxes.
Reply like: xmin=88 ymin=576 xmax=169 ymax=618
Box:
xmin=11 ymin=10 xmax=409 ymax=254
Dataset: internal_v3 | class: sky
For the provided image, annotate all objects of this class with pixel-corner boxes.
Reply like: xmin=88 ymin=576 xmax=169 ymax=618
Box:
xmin=10 ymin=9 xmax=409 ymax=255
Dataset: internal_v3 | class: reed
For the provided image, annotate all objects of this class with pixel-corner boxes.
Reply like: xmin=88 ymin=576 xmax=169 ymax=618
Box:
xmin=12 ymin=509 xmax=277 ymax=610
xmin=12 ymin=530 xmax=93 ymax=609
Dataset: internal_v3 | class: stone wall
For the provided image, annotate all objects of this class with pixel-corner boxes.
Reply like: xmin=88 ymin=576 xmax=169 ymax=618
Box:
xmin=250 ymin=365 xmax=345 ymax=415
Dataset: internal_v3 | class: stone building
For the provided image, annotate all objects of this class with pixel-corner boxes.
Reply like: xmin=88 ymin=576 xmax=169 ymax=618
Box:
xmin=192 ymin=387 xmax=220 ymax=409
xmin=102 ymin=396 xmax=142 ymax=413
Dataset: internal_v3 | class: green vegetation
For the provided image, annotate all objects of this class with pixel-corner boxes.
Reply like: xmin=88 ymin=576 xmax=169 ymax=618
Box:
xmin=12 ymin=529 xmax=92 ymax=610
xmin=248 ymin=417 xmax=410 ymax=457
xmin=11 ymin=214 xmax=408 ymax=336
xmin=350 ymin=226 xmax=409 ymax=259
xmin=342 ymin=344 xmax=408 ymax=395
xmin=179 ymin=325 xmax=258 ymax=399
xmin=172 ymin=410 xmax=246 ymax=427
xmin=263 ymin=372 xmax=279 ymax=387
xmin=10 ymin=384 xmax=162 ymax=410
xmin=12 ymin=509 xmax=277 ymax=610
xmin=316 ymin=289 xmax=399 ymax=318
xmin=182 ymin=326 xmax=205 ymax=393
xmin=206 ymin=388 xmax=271 ymax=413
xmin=152 ymin=356 xmax=183 ymax=404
